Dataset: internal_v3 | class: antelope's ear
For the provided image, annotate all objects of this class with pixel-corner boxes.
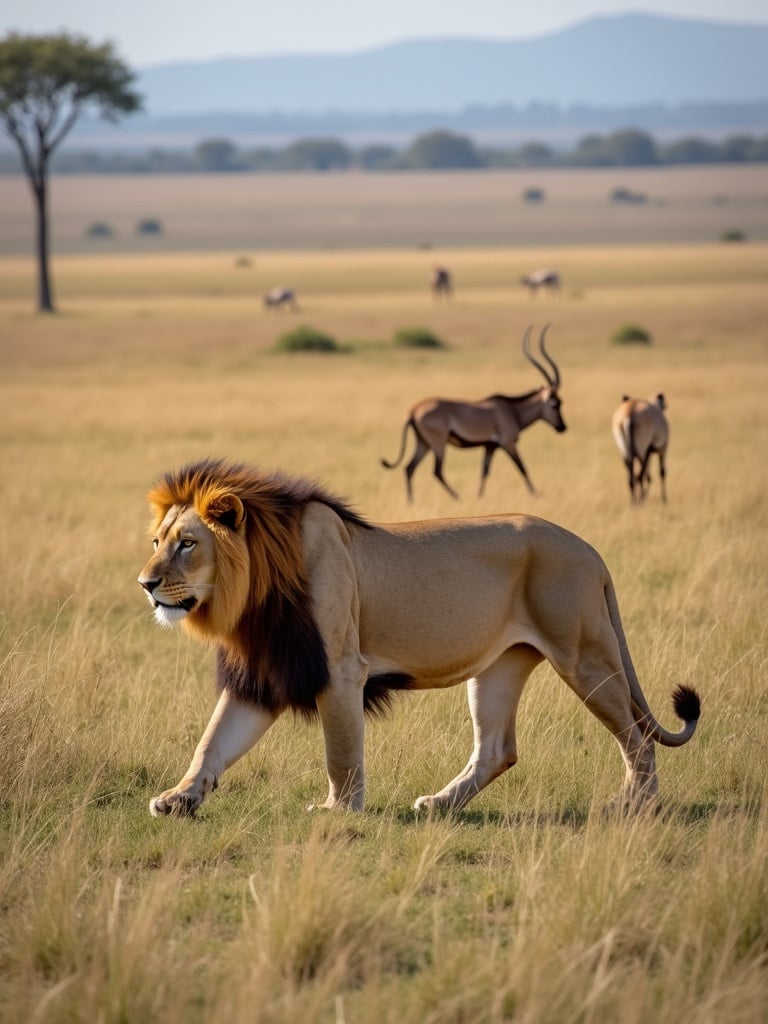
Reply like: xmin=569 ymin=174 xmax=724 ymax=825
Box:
xmin=202 ymin=492 xmax=246 ymax=532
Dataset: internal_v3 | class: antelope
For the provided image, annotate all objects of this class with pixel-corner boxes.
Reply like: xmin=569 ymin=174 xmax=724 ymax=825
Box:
xmin=431 ymin=265 xmax=453 ymax=301
xmin=521 ymin=268 xmax=560 ymax=296
xmin=264 ymin=287 xmax=299 ymax=311
xmin=612 ymin=394 xmax=669 ymax=503
xmin=381 ymin=325 xmax=566 ymax=501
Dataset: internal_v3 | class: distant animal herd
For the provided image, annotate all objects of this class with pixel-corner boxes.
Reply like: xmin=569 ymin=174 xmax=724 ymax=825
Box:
xmin=262 ymin=266 xmax=670 ymax=505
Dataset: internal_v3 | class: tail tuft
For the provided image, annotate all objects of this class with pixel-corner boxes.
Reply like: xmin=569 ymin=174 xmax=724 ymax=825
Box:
xmin=672 ymin=684 xmax=701 ymax=723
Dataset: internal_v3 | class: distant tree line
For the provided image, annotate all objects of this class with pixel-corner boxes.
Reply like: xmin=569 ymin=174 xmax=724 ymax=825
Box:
xmin=1 ymin=128 xmax=767 ymax=175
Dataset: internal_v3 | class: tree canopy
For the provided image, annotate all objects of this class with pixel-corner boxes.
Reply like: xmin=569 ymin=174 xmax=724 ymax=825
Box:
xmin=405 ymin=131 xmax=482 ymax=169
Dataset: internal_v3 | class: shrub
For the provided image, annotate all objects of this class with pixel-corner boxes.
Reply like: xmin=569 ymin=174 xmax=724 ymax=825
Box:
xmin=275 ymin=325 xmax=341 ymax=353
xmin=393 ymin=327 xmax=447 ymax=350
xmin=611 ymin=323 xmax=652 ymax=345
xmin=720 ymin=229 xmax=746 ymax=243
xmin=85 ymin=222 xmax=112 ymax=238
xmin=610 ymin=187 xmax=647 ymax=204
xmin=137 ymin=218 xmax=163 ymax=235
xmin=522 ymin=187 xmax=545 ymax=203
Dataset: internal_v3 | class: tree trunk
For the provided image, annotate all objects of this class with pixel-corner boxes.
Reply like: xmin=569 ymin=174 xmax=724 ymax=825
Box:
xmin=34 ymin=175 xmax=55 ymax=313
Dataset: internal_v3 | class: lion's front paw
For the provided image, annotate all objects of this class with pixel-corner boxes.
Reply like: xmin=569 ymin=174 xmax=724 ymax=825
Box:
xmin=414 ymin=794 xmax=452 ymax=813
xmin=149 ymin=787 xmax=202 ymax=818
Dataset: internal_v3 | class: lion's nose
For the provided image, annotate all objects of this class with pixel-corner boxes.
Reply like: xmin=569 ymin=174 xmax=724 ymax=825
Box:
xmin=138 ymin=576 xmax=161 ymax=594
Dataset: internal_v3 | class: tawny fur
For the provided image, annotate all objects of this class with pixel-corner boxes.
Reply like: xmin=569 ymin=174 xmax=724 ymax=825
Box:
xmin=139 ymin=458 xmax=700 ymax=819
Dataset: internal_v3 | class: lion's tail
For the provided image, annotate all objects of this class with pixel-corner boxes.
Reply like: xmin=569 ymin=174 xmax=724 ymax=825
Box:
xmin=380 ymin=417 xmax=413 ymax=470
xmin=604 ymin=579 xmax=701 ymax=747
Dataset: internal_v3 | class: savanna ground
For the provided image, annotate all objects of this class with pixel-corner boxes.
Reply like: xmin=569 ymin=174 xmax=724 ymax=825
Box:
xmin=1 ymin=167 xmax=767 ymax=1023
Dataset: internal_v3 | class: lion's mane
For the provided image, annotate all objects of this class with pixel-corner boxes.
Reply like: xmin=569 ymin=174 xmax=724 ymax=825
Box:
xmin=147 ymin=458 xmax=371 ymax=719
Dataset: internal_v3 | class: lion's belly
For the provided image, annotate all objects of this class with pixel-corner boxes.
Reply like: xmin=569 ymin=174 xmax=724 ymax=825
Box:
xmin=353 ymin=521 xmax=536 ymax=688
xmin=360 ymin=602 xmax=520 ymax=688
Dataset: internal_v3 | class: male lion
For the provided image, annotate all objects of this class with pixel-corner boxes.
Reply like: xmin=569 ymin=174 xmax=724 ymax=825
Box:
xmin=138 ymin=458 xmax=700 ymax=818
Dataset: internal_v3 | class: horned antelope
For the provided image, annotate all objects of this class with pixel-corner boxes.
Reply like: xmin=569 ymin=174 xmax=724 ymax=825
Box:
xmin=381 ymin=325 xmax=566 ymax=501
xmin=612 ymin=394 xmax=669 ymax=503
xmin=521 ymin=268 xmax=560 ymax=296
xmin=264 ymin=287 xmax=299 ymax=311
xmin=431 ymin=266 xmax=452 ymax=301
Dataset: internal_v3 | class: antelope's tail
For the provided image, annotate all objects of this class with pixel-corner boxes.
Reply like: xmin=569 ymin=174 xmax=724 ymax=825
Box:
xmin=380 ymin=418 xmax=413 ymax=470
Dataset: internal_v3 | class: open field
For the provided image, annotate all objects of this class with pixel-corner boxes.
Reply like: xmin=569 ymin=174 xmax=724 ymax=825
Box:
xmin=1 ymin=242 xmax=768 ymax=1022
xmin=1 ymin=165 xmax=768 ymax=255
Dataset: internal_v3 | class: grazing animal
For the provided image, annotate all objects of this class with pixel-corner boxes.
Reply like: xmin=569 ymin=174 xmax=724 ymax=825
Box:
xmin=138 ymin=458 xmax=700 ymax=818
xmin=521 ymin=268 xmax=560 ymax=296
xmin=431 ymin=265 xmax=453 ymax=301
xmin=612 ymin=394 xmax=669 ymax=503
xmin=381 ymin=325 xmax=566 ymax=501
xmin=264 ymin=286 xmax=299 ymax=311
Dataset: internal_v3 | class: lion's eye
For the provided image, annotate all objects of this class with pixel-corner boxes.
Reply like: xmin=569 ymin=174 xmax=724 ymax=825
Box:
xmin=179 ymin=539 xmax=196 ymax=551
xmin=152 ymin=538 xmax=159 ymax=550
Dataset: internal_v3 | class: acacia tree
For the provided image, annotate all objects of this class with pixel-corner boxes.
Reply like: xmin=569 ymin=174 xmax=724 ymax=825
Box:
xmin=0 ymin=33 xmax=142 ymax=312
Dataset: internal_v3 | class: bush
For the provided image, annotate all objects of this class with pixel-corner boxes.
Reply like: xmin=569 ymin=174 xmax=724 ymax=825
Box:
xmin=275 ymin=325 xmax=341 ymax=353
xmin=522 ymin=187 xmax=545 ymax=203
xmin=393 ymin=327 xmax=447 ymax=350
xmin=85 ymin=222 xmax=112 ymax=238
xmin=720 ymin=229 xmax=746 ymax=243
xmin=610 ymin=187 xmax=647 ymax=204
xmin=137 ymin=218 xmax=163 ymax=235
xmin=611 ymin=323 xmax=652 ymax=345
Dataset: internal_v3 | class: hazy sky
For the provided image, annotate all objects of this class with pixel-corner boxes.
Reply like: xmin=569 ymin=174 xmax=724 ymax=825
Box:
xmin=2 ymin=1 xmax=767 ymax=66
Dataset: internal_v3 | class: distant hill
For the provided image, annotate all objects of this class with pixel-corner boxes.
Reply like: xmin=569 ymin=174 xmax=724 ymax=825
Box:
xmin=134 ymin=13 xmax=768 ymax=115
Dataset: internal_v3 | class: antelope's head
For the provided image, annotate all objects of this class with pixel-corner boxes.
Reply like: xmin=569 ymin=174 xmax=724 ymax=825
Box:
xmin=522 ymin=324 xmax=567 ymax=433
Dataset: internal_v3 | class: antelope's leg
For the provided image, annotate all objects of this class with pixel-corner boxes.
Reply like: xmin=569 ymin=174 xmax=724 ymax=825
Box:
xmin=405 ymin=436 xmax=430 ymax=502
xmin=503 ymin=445 xmax=537 ymax=495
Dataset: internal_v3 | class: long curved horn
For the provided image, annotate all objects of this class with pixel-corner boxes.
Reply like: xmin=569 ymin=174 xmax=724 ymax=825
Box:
xmin=522 ymin=324 xmax=554 ymax=386
xmin=538 ymin=324 xmax=560 ymax=387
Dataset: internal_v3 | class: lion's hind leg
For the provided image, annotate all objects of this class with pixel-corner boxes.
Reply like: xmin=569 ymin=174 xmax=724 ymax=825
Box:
xmin=555 ymin=648 xmax=659 ymax=814
xmin=414 ymin=645 xmax=542 ymax=813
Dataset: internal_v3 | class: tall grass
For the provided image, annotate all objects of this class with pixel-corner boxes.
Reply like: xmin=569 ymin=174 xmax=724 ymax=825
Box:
xmin=0 ymin=244 xmax=767 ymax=1021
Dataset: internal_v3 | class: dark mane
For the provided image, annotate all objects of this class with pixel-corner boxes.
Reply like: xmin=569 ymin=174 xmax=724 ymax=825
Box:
xmin=149 ymin=458 xmax=371 ymax=721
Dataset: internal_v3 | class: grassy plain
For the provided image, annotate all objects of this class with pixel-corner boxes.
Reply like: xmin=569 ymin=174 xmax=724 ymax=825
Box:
xmin=1 ymin=164 xmax=768 ymax=255
xmin=1 ymin=232 xmax=767 ymax=1022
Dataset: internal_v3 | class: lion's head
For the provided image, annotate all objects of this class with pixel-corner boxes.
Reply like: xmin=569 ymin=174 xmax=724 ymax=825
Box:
xmin=138 ymin=459 xmax=369 ymax=715
xmin=138 ymin=464 xmax=252 ymax=638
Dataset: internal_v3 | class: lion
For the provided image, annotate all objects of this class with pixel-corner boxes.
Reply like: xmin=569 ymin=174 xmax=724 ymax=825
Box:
xmin=138 ymin=458 xmax=700 ymax=818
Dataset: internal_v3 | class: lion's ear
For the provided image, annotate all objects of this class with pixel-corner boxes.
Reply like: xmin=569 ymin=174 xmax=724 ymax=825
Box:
xmin=203 ymin=493 xmax=246 ymax=532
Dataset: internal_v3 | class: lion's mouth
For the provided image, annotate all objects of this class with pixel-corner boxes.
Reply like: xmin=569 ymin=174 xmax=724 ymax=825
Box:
xmin=153 ymin=596 xmax=198 ymax=612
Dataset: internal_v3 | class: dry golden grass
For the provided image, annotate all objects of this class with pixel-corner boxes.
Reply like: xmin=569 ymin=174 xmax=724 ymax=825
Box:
xmin=0 ymin=241 xmax=767 ymax=1022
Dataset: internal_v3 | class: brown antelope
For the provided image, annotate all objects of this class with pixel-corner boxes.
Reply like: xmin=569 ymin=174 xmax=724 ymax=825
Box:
xmin=431 ymin=265 xmax=452 ymax=301
xmin=381 ymin=325 xmax=566 ymax=501
xmin=264 ymin=286 xmax=299 ymax=311
xmin=612 ymin=394 xmax=669 ymax=503
xmin=521 ymin=268 xmax=560 ymax=296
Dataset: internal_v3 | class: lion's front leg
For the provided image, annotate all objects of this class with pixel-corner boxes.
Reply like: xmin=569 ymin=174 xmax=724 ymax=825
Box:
xmin=312 ymin=651 xmax=369 ymax=811
xmin=150 ymin=689 xmax=277 ymax=817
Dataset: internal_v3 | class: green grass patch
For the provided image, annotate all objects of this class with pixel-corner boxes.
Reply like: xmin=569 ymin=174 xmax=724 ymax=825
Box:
xmin=274 ymin=325 xmax=343 ymax=353
xmin=611 ymin=323 xmax=652 ymax=345
xmin=393 ymin=326 xmax=447 ymax=349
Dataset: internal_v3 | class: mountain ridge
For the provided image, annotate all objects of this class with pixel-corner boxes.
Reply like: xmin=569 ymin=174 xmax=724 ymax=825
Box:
xmin=134 ymin=13 xmax=768 ymax=115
